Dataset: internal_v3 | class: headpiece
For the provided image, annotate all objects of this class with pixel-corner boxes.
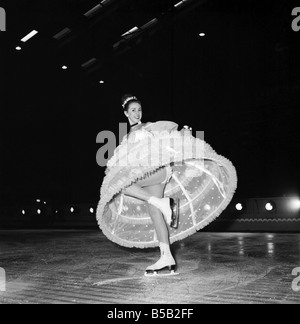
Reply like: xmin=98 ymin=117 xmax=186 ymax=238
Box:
xmin=122 ymin=96 xmax=138 ymax=109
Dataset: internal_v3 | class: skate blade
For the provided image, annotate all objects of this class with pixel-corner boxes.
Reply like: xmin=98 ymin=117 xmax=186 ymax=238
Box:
xmin=144 ymin=270 xmax=179 ymax=277
xmin=170 ymin=198 xmax=180 ymax=229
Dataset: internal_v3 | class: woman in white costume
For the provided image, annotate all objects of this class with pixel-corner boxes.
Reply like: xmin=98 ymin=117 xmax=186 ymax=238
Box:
xmin=97 ymin=94 xmax=237 ymax=276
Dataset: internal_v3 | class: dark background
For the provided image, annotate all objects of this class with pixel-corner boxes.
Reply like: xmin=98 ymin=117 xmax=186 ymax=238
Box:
xmin=0 ymin=0 xmax=299 ymax=206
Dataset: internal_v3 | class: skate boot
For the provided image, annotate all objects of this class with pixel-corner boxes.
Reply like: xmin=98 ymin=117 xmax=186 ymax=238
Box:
xmin=145 ymin=254 xmax=177 ymax=277
xmin=148 ymin=197 xmax=180 ymax=229
xmin=145 ymin=242 xmax=178 ymax=277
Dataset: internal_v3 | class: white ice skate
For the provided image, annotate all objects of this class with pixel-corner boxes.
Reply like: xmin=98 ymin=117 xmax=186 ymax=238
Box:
xmin=145 ymin=255 xmax=179 ymax=277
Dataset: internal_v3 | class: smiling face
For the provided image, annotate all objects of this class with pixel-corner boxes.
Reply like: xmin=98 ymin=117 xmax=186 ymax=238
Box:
xmin=124 ymin=102 xmax=142 ymax=125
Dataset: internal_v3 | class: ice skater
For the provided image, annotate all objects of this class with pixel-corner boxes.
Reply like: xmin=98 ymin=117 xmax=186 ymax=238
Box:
xmin=97 ymin=94 xmax=237 ymax=276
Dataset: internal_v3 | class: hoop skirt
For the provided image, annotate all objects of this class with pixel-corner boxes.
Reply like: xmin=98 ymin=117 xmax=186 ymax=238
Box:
xmin=96 ymin=121 xmax=237 ymax=249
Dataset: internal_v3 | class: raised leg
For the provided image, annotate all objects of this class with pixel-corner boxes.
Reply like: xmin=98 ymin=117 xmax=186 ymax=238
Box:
xmin=122 ymin=168 xmax=167 ymax=201
xmin=122 ymin=167 xmax=178 ymax=227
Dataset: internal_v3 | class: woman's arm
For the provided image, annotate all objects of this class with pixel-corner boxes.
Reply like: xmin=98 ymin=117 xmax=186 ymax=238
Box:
xmin=147 ymin=121 xmax=178 ymax=132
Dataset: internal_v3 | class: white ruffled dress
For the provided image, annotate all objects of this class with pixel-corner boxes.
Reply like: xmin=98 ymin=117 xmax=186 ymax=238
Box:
xmin=96 ymin=121 xmax=237 ymax=248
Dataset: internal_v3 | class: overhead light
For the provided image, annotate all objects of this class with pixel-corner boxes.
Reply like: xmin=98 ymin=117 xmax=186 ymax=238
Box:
xmin=84 ymin=4 xmax=103 ymax=17
xmin=101 ymin=0 xmax=114 ymax=5
xmin=53 ymin=28 xmax=72 ymax=40
xmin=22 ymin=210 xmax=26 ymax=215
xmin=113 ymin=40 xmax=123 ymax=50
xmin=90 ymin=208 xmax=94 ymax=213
xmin=16 ymin=46 xmax=22 ymax=51
xmin=37 ymin=209 xmax=41 ymax=215
xmin=36 ymin=199 xmax=41 ymax=203
xmin=99 ymin=80 xmax=105 ymax=84
xmin=21 ymin=30 xmax=38 ymax=43
xmin=81 ymin=58 xmax=97 ymax=69
xmin=174 ymin=0 xmax=190 ymax=9
xmin=122 ymin=27 xmax=139 ymax=37
xmin=199 ymin=33 xmax=206 ymax=37
xmin=62 ymin=65 xmax=68 ymax=70
xmin=70 ymin=207 xmax=74 ymax=213
xmin=140 ymin=18 xmax=159 ymax=30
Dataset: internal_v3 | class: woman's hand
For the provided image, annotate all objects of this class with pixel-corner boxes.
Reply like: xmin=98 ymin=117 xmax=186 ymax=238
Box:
xmin=180 ymin=125 xmax=193 ymax=136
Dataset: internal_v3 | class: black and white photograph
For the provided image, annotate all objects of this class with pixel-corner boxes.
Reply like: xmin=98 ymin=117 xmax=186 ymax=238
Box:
xmin=0 ymin=0 xmax=300 ymax=307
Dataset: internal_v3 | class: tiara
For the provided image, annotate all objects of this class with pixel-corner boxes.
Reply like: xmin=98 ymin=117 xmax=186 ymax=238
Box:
xmin=122 ymin=96 xmax=138 ymax=108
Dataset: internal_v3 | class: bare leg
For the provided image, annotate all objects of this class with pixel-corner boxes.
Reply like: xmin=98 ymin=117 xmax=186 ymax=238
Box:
xmin=145 ymin=184 xmax=169 ymax=245
xmin=122 ymin=168 xmax=176 ymax=272
xmin=145 ymin=184 xmax=176 ymax=273
xmin=123 ymin=167 xmax=175 ymax=226
xmin=122 ymin=168 xmax=167 ymax=201
xmin=123 ymin=168 xmax=170 ymax=243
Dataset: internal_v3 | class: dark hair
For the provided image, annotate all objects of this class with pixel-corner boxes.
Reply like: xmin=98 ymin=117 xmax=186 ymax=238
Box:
xmin=121 ymin=94 xmax=141 ymax=111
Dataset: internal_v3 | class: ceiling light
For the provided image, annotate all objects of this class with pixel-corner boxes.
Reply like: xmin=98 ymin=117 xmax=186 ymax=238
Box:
xmin=53 ymin=28 xmax=72 ymax=40
xmin=122 ymin=27 xmax=139 ymax=37
xmin=21 ymin=30 xmax=38 ymax=43
xmin=174 ymin=0 xmax=190 ymax=9
xmin=81 ymin=58 xmax=97 ymax=69
xmin=84 ymin=4 xmax=103 ymax=17
xmin=101 ymin=0 xmax=114 ymax=5
xmin=140 ymin=18 xmax=159 ymax=30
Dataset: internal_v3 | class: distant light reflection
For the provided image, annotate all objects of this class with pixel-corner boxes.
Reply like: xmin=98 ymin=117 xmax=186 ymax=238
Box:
xmin=238 ymin=236 xmax=244 ymax=256
xmin=268 ymin=242 xmax=274 ymax=256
